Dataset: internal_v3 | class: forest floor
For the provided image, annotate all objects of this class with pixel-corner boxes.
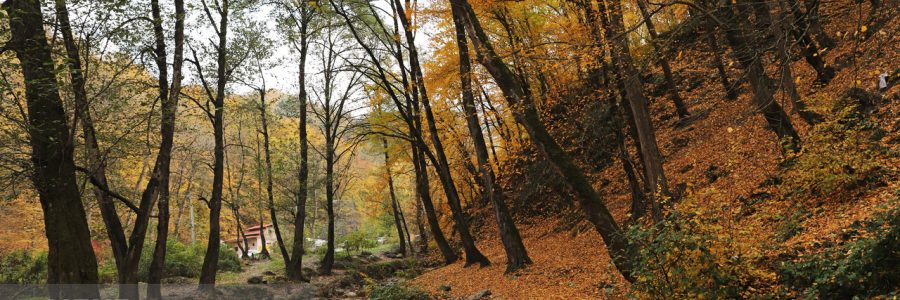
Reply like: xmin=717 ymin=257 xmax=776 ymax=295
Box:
xmin=411 ymin=1 xmax=899 ymax=299
xmin=143 ymin=249 xmax=413 ymax=299
xmin=139 ymin=248 xmax=408 ymax=299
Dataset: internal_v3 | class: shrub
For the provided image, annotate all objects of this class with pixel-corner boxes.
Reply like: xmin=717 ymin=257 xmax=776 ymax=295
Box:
xmin=367 ymin=282 xmax=429 ymax=300
xmin=783 ymin=100 xmax=881 ymax=196
xmin=778 ymin=203 xmax=900 ymax=298
xmin=0 ymin=250 xmax=47 ymax=284
xmin=138 ymin=240 xmax=202 ymax=281
xmin=98 ymin=260 xmax=119 ymax=283
xmin=393 ymin=261 xmax=423 ymax=280
xmin=313 ymin=245 xmax=329 ymax=255
xmin=775 ymin=208 xmax=810 ymax=242
xmin=342 ymin=230 xmax=377 ymax=253
xmin=136 ymin=241 xmax=241 ymax=281
xmin=216 ymin=243 xmax=242 ymax=273
xmin=627 ymin=190 xmax=775 ymax=298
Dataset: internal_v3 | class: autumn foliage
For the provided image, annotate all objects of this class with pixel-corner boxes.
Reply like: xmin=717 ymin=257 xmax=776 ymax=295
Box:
xmin=0 ymin=0 xmax=897 ymax=298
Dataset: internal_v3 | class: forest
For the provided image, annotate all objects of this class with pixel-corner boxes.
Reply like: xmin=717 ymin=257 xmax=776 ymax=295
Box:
xmin=0 ymin=0 xmax=897 ymax=298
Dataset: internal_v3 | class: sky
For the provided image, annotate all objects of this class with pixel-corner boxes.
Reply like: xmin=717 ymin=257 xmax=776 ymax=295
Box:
xmin=190 ymin=0 xmax=442 ymax=97
xmin=59 ymin=0 xmax=442 ymax=104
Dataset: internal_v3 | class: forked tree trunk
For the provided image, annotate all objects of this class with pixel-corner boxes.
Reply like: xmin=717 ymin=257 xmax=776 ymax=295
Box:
xmin=174 ymin=161 xmax=196 ymax=242
xmin=232 ymin=203 xmax=250 ymax=258
xmin=54 ymin=0 xmax=181 ymax=298
xmin=774 ymin=10 xmax=821 ymax=125
xmin=224 ymin=120 xmax=251 ymax=261
xmin=397 ymin=192 xmax=414 ymax=254
xmin=54 ymin=0 xmax=129 ymax=271
xmin=51 ymin=0 xmax=126 ymax=289
xmin=579 ymin=0 xmax=652 ymax=220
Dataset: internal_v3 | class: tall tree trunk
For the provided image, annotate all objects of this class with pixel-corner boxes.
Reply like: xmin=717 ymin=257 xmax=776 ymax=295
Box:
xmin=412 ymin=144 xmax=458 ymax=262
xmin=635 ymin=0 xmax=690 ymax=119
xmin=774 ymin=10 xmax=821 ymax=125
xmin=256 ymin=133 xmax=271 ymax=259
xmin=803 ymin=0 xmax=835 ymax=48
xmin=785 ymin=0 xmax=835 ymax=84
xmin=718 ymin=0 xmax=801 ymax=151
xmin=52 ymin=0 xmax=126 ymax=288
xmin=320 ymin=135 xmax=336 ymax=275
xmin=122 ymin=155 xmax=150 ymax=230
xmin=454 ymin=139 xmax=483 ymax=208
xmin=478 ymin=95 xmax=504 ymax=176
xmin=776 ymin=16 xmax=802 ymax=112
xmin=287 ymin=28 xmax=311 ymax=281
xmin=600 ymin=0 xmax=669 ymax=220
xmin=148 ymin=0 xmax=185 ymax=297
xmin=199 ymin=0 xmax=230 ymax=287
xmin=578 ymin=1 xmax=650 ymax=220
xmin=5 ymin=1 xmax=100 ymax=297
xmin=260 ymin=89 xmax=291 ymax=262
xmin=414 ymin=187 xmax=428 ymax=253
xmin=450 ymin=0 xmax=635 ymax=281
xmin=394 ymin=0 xmax=489 ymax=267
xmin=383 ymin=138 xmax=407 ymax=255
xmin=452 ymin=9 xmax=531 ymax=272
xmin=703 ymin=17 xmax=739 ymax=100
xmin=617 ymin=119 xmax=648 ymax=222
xmin=169 ymin=159 xmax=187 ymax=239
xmin=190 ymin=192 xmax=196 ymax=245
xmin=309 ymin=190 xmax=317 ymax=245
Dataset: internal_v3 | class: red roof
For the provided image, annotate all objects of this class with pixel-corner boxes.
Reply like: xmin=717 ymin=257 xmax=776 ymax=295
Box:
xmin=244 ymin=224 xmax=273 ymax=231
xmin=226 ymin=233 xmax=260 ymax=243
xmin=224 ymin=224 xmax=273 ymax=244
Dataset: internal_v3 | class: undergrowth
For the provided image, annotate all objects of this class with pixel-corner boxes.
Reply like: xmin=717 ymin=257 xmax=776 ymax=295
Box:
xmin=627 ymin=189 xmax=775 ymax=298
xmin=367 ymin=282 xmax=429 ymax=300
xmin=0 ymin=250 xmax=47 ymax=284
xmin=778 ymin=200 xmax=900 ymax=298
xmin=783 ymin=97 xmax=883 ymax=197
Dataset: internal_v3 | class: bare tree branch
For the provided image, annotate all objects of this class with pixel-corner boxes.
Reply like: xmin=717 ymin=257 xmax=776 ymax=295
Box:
xmin=74 ymin=166 xmax=140 ymax=213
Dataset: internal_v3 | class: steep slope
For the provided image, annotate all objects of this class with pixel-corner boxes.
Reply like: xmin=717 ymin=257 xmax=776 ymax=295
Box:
xmin=412 ymin=1 xmax=898 ymax=298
